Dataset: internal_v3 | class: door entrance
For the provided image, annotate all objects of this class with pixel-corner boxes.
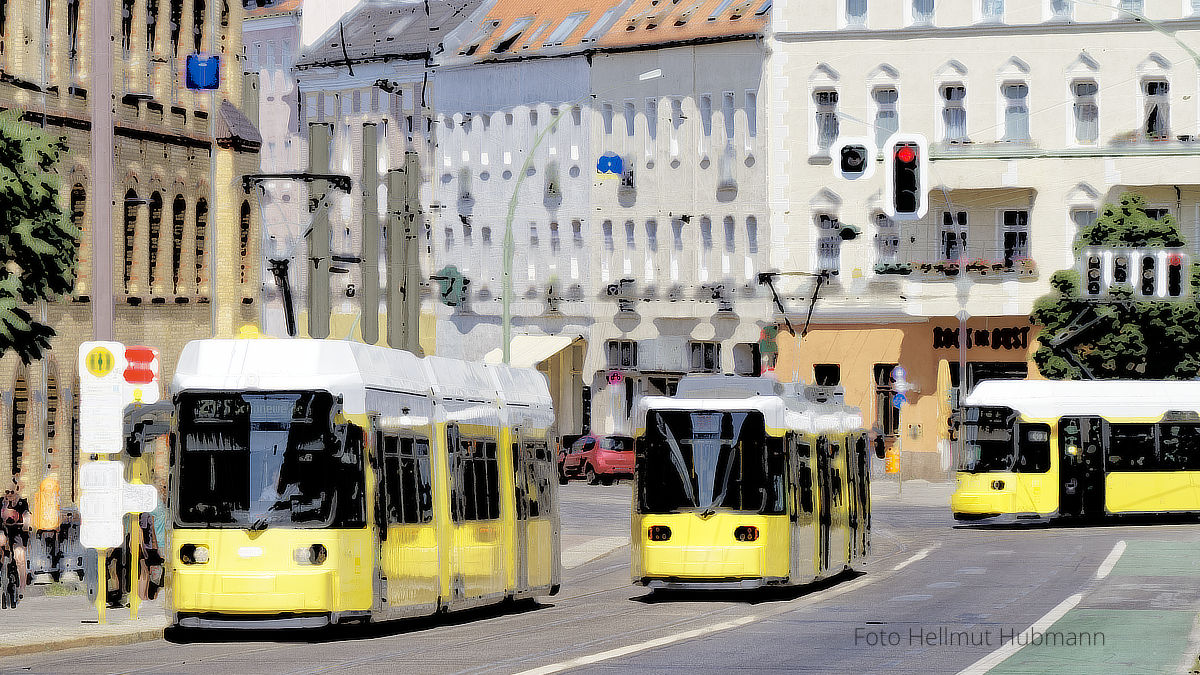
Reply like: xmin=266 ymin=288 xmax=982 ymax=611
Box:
xmin=1058 ymin=417 xmax=1105 ymax=519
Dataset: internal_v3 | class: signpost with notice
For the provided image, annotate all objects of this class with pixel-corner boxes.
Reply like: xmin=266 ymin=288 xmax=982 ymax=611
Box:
xmin=890 ymin=366 xmax=909 ymax=496
xmin=77 ymin=341 xmax=162 ymax=623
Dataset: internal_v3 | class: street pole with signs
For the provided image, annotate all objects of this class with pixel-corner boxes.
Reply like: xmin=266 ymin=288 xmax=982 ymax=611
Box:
xmin=77 ymin=342 xmax=161 ymax=623
xmin=891 ymin=365 xmax=909 ymax=498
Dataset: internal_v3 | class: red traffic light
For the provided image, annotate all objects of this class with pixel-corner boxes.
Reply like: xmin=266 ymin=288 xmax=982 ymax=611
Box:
xmin=1168 ymin=253 xmax=1184 ymax=266
xmin=895 ymin=145 xmax=916 ymax=163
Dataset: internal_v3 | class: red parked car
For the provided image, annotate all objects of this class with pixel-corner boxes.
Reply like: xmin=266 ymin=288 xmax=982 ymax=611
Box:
xmin=557 ymin=435 xmax=635 ymax=485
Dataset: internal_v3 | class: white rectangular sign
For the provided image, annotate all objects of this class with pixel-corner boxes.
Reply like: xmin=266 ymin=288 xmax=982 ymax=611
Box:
xmin=79 ymin=460 xmax=160 ymax=550
xmin=79 ymin=341 xmax=126 ymax=455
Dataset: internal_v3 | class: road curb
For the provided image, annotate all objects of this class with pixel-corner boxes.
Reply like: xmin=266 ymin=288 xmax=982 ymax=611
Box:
xmin=0 ymin=625 xmax=166 ymax=659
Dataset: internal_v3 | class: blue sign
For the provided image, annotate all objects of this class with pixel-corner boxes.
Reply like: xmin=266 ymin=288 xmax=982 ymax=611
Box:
xmin=892 ymin=392 xmax=907 ymax=407
xmin=185 ymin=54 xmax=220 ymax=90
xmin=596 ymin=153 xmax=623 ymax=176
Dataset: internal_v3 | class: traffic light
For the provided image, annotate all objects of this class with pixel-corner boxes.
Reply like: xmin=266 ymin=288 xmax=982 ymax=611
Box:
xmin=1168 ymin=252 xmax=1185 ymax=297
xmin=885 ymin=135 xmax=927 ymax=220
xmin=1140 ymin=254 xmax=1156 ymax=296
xmin=832 ymin=138 xmax=875 ymax=181
xmin=432 ymin=265 xmax=470 ymax=307
xmin=1085 ymin=254 xmax=1102 ymax=296
xmin=1113 ymin=255 xmax=1128 ymax=285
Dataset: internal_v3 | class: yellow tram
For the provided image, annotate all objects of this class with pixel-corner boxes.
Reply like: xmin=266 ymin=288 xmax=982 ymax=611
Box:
xmin=631 ymin=375 xmax=870 ymax=590
xmin=952 ymin=379 xmax=1200 ymax=521
xmin=164 ymin=338 xmax=560 ymax=628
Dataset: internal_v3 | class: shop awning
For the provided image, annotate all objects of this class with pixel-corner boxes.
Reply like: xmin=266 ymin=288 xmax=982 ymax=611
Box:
xmin=483 ymin=335 xmax=583 ymax=369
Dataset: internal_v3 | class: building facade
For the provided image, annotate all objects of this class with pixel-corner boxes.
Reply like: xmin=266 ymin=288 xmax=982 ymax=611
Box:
xmin=769 ymin=0 xmax=1200 ymax=478
xmin=0 ymin=0 xmax=262 ymax=500
xmin=433 ymin=0 xmax=773 ymax=438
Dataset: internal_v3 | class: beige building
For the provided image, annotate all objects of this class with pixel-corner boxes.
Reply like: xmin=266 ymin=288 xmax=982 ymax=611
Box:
xmin=769 ymin=0 xmax=1200 ymax=478
xmin=0 ymin=0 xmax=262 ymax=500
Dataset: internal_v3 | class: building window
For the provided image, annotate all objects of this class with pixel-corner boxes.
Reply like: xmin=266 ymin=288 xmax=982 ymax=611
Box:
xmin=602 ymin=103 xmax=614 ymax=135
xmin=123 ymin=190 xmax=138 ymax=295
xmin=444 ymin=227 xmax=455 ymax=250
xmin=1002 ymin=210 xmax=1029 ymax=266
xmin=645 ymin=220 xmax=658 ymax=252
xmin=1001 ymin=83 xmax=1030 ymax=141
xmin=912 ymin=0 xmax=934 ymax=24
xmin=875 ymin=213 xmax=899 ymax=264
xmin=942 ymin=85 xmax=967 ymax=142
xmin=700 ymin=94 xmax=713 ymax=140
xmin=606 ymin=339 xmax=638 ymax=369
xmin=572 ymin=220 xmax=583 ymax=247
xmin=624 ymin=220 xmax=635 ymax=249
xmin=239 ymin=200 xmax=251 ymax=284
xmin=689 ymin=341 xmax=721 ymax=373
xmin=700 ymin=217 xmax=713 ymax=251
xmin=550 ymin=222 xmax=560 ymax=253
xmin=746 ymin=216 xmax=759 ymax=254
xmin=816 ymin=214 xmax=841 ymax=275
xmin=1071 ymin=209 xmax=1097 ymax=234
xmin=171 ymin=196 xmax=185 ymax=294
xmin=873 ymin=364 xmax=900 ymax=437
xmin=147 ymin=0 xmax=159 ymax=51
xmin=814 ymin=364 xmax=841 ymax=386
xmin=846 ymin=0 xmax=867 ymax=26
xmin=67 ymin=0 xmax=82 ymax=68
xmin=673 ymin=218 xmax=685 ymax=251
xmin=194 ymin=198 xmax=207 ymax=293
xmin=481 ymin=226 xmax=492 ymax=245
xmin=645 ymin=98 xmax=658 ymax=157
xmin=147 ymin=193 xmax=162 ymax=291
xmin=1144 ymin=208 xmax=1170 ymax=221
xmin=1144 ymin=80 xmax=1169 ymax=140
xmin=10 ymin=369 xmax=26 ymax=480
xmin=1192 ymin=0 xmax=1200 ymax=16
xmin=70 ymin=185 xmax=86 ymax=290
xmin=733 ymin=343 xmax=762 ymax=376
xmin=1072 ymin=81 xmax=1099 ymax=144
xmin=813 ymin=89 xmax=839 ymax=154
xmin=122 ymin=0 xmax=135 ymax=52
xmin=624 ymin=101 xmax=636 ymax=137
xmin=745 ymin=91 xmax=758 ymax=138
xmin=192 ymin=0 xmax=205 ymax=53
xmin=723 ymin=92 xmax=736 ymax=141
xmin=941 ymin=211 xmax=968 ymax=262
xmin=1119 ymin=0 xmax=1143 ymax=15
xmin=603 ymin=220 xmax=614 ymax=251
xmin=723 ymin=216 xmax=736 ymax=253
xmin=981 ymin=0 xmax=1003 ymax=22
xmin=873 ymin=87 xmax=898 ymax=149
xmin=1050 ymin=0 xmax=1071 ymax=19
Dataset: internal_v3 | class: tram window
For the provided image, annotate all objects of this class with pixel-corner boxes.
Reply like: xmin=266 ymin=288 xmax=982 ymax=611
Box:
xmin=1014 ymin=423 xmax=1051 ymax=473
xmin=454 ymin=438 xmax=501 ymax=522
xmin=383 ymin=436 xmax=403 ymax=523
xmin=383 ymin=436 xmax=432 ymax=525
xmin=1159 ymin=423 xmax=1200 ymax=471
xmin=795 ymin=442 xmax=814 ymax=514
xmin=413 ymin=439 xmax=433 ymax=521
xmin=961 ymin=406 xmax=1016 ymax=473
xmin=1107 ymin=423 xmax=1157 ymax=471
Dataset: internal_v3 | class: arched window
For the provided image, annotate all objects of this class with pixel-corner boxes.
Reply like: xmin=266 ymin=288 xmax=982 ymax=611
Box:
xmin=123 ymin=189 xmax=138 ymax=294
xmin=45 ymin=365 xmax=58 ymax=445
xmin=239 ymin=200 xmax=251 ymax=284
xmin=148 ymin=192 xmax=163 ymax=292
xmin=70 ymin=185 xmax=86 ymax=291
xmin=192 ymin=0 xmax=205 ymax=53
xmin=169 ymin=0 xmax=181 ymax=54
xmin=194 ymin=198 xmax=208 ymax=293
xmin=172 ymin=196 xmax=185 ymax=293
xmin=10 ymin=368 xmax=27 ymax=485
xmin=147 ymin=0 xmax=159 ymax=52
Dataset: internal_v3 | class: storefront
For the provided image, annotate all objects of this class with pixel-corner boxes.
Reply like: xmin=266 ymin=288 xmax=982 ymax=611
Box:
xmin=774 ymin=316 xmax=1041 ymax=480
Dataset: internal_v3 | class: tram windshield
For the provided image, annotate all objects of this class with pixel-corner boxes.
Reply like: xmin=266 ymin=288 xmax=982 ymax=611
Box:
xmin=174 ymin=391 xmax=365 ymax=530
xmin=637 ymin=410 xmax=785 ymax=515
xmin=960 ymin=406 xmax=1051 ymax=473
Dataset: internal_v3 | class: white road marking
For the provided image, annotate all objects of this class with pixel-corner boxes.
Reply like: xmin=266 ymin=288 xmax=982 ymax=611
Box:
xmin=1094 ymin=540 xmax=1126 ymax=580
xmin=515 ymin=567 xmax=886 ymax=675
xmin=955 ymin=567 xmax=987 ymax=575
xmin=956 ymin=593 xmax=1083 ymax=675
xmin=892 ymin=546 xmax=937 ymax=571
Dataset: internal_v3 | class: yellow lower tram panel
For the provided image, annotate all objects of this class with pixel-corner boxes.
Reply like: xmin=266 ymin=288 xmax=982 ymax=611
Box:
xmin=169 ymin=529 xmax=374 ymax=629
xmin=633 ymin=514 xmax=791 ymax=590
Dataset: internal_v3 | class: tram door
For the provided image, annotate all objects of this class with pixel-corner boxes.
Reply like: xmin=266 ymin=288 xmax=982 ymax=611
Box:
xmin=1058 ymin=417 xmax=1105 ymax=519
xmin=371 ymin=428 xmax=391 ymax=609
xmin=788 ymin=434 xmax=817 ymax=583
xmin=815 ymin=435 xmax=833 ymax=573
xmin=512 ymin=429 xmax=529 ymax=594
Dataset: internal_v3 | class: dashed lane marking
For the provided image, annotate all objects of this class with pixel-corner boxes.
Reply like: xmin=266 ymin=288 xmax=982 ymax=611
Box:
xmin=1094 ymin=540 xmax=1126 ymax=580
xmin=956 ymin=593 xmax=1083 ymax=675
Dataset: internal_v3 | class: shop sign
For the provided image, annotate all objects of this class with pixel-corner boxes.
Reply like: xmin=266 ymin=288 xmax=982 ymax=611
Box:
xmin=933 ymin=326 xmax=1030 ymax=350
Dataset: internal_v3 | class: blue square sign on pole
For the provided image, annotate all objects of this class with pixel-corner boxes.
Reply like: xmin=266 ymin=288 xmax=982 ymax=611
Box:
xmin=185 ymin=54 xmax=220 ymax=90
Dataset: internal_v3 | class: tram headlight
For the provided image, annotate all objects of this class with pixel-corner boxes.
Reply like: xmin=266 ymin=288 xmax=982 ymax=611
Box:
xmin=179 ymin=544 xmax=209 ymax=565
xmin=734 ymin=526 xmax=759 ymax=542
xmin=990 ymin=480 xmax=1005 ymax=491
xmin=294 ymin=544 xmax=328 ymax=565
xmin=647 ymin=525 xmax=672 ymax=542
xmin=1067 ymin=445 xmax=1080 ymax=457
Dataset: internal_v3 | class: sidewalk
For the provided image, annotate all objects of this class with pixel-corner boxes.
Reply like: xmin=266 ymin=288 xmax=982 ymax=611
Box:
xmin=871 ymin=478 xmax=956 ymax=508
xmin=0 ymin=591 xmax=168 ymax=658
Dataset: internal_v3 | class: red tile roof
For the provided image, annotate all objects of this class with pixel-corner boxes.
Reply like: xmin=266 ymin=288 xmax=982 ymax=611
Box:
xmin=244 ymin=0 xmax=301 ymax=19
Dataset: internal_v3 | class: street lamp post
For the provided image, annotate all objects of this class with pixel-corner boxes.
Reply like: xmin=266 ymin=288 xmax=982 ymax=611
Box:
xmin=500 ymin=69 xmax=663 ymax=364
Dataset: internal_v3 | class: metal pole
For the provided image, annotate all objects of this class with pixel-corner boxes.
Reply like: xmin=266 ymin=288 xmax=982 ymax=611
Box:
xmin=208 ymin=0 xmax=218 ymax=335
xmin=90 ymin=0 xmax=115 ymax=341
xmin=502 ymin=106 xmax=572 ymax=365
xmin=96 ymin=548 xmax=107 ymax=624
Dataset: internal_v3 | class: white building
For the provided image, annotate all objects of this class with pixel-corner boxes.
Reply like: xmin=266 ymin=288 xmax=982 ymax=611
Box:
xmin=768 ymin=0 xmax=1200 ymax=478
xmin=434 ymin=0 xmax=773 ymax=437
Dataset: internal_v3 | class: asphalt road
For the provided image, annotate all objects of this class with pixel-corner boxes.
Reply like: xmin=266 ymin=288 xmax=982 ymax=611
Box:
xmin=1 ymin=481 xmax=1198 ymax=675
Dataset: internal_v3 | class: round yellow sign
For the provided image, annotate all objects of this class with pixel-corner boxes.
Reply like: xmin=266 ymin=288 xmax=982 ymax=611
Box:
xmin=85 ymin=346 xmax=115 ymax=377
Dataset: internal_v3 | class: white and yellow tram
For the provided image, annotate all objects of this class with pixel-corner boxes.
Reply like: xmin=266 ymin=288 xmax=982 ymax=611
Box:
xmin=165 ymin=338 xmax=560 ymax=628
xmin=631 ymin=375 xmax=870 ymax=590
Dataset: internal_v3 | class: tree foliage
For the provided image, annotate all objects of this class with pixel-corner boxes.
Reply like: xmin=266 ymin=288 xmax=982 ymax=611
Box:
xmin=0 ymin=111 xmax=77 ymax=364
xmin=1031 ymin=193 xmax=1200 ymax=379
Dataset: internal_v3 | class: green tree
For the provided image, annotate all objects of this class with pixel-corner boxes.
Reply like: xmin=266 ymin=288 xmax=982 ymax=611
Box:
xmin=0 ymin=111 xmax=77 ymax=364
xmin=1031 ymin=192 xmax=1200 ymax=379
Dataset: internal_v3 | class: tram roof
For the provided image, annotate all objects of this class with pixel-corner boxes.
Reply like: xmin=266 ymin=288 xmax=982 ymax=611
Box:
xmin=964 ymin=379 xmax=1200 ymax=420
